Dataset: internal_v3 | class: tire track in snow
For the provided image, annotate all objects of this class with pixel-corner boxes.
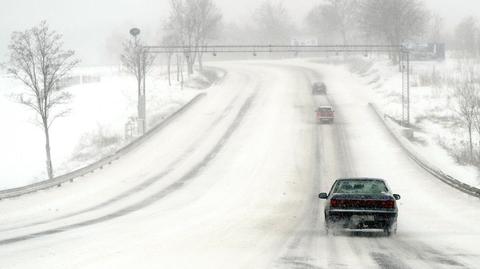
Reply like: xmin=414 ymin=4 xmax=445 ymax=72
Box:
xmin=273 ymin=64 xmax=390 ymax=269
xmin=272 ymin=66 xmax=350 ymax=269
xmin=390 ymin=238 xmax=471 ymax=268
xmin=257 ymin=61 xmax=478 ymax=269
xmin=0 ymin=86 xmax=259 ymax=246
xmin=0 ymin=79 xmax=245 ymax=233
xmin=270 ymin=67 xmax=321 ymax=269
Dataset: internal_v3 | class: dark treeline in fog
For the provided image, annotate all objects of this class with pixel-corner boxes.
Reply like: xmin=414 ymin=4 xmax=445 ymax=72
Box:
xmin=102 ymin=0 xmax=480 ymax=67
xmin=221 ymin=0 xmax=430 ymax=46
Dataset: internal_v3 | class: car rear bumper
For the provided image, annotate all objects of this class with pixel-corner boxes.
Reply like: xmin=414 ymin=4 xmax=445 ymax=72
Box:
xmin=317 ymin=117 xmax=334 ymax=122
xmin=326 ymin=209 xmax=397 ymax=229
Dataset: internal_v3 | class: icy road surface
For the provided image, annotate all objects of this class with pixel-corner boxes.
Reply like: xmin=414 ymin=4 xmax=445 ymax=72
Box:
xmin=0 ymin=61 xmax=479 ymax=269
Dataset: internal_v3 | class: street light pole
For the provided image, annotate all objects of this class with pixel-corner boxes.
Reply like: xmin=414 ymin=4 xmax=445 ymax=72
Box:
xmin=129 ymin=28 xmax=146 ymax=135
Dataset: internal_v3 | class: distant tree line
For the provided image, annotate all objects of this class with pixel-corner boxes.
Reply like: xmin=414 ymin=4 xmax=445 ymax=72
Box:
xmin=119 ymin=0 xmax=480 ymax=80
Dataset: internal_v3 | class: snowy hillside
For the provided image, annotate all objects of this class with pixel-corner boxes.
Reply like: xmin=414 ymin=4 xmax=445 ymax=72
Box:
xmin=348 ymin=56 xmax=480 ymax=188
xmin=0 ymin=66 xmax=221 ymax=190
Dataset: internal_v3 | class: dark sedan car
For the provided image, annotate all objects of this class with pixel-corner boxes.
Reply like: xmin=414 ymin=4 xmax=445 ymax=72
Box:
xmin=318 ymin=178 xmax=401 ymax=236
xmin=312 ymin=82 xmax=327 ymax=95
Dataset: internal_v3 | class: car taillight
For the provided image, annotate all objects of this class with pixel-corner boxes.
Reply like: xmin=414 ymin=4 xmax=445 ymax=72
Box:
xmin=381 ymin=200 xmax=395 ymax=208
xmin=330 ymin=199 xmax=395 ymax=208
xmin=330 ymin=199 xmax=348 ymax=207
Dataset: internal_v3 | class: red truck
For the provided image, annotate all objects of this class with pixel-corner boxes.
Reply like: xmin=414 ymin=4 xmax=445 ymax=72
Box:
xmin=316 ymin=106 xmax=335 ymax=124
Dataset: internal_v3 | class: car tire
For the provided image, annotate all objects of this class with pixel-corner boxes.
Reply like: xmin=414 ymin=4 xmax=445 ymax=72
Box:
xmin=384 ymin=229 xmax=392 ymax=236
xmin=384 ymin=222 xmax=397 ymax=237
xmin=325 ymin=216 xmax=331 ymax=235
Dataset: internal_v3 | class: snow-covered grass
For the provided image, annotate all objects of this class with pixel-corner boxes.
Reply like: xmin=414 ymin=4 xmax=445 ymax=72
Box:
xmin=0 ymin=66 xmax=223 ymax=190
xmin=346 ymin=55 xmax=480 ymax=188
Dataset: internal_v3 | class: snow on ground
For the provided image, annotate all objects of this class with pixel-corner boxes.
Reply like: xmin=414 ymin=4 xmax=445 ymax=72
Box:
xmin=0 ymin=66 xmax=221 ymax=190
xmin=1 ymin=60 xmax=480 ymax=268
xmin=0 ymin=63 xmax=310 ymax=269
xmin=345 ymin=56 xmax=480 ymax=188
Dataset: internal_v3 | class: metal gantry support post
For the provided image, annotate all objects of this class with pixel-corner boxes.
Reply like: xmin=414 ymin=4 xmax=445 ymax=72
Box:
xmin=401 ymin=52 xmax=405 ymax=125
xmin=141 ymin=49 xmax=147 ymax=134
xmin=400 ymin=47 xmax=411 ymax=126
xmin=406 ymin=51 xmax=410 ymax=126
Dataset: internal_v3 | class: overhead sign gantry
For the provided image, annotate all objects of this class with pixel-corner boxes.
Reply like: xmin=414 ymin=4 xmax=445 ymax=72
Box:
xmin=140 ymin=44 xmax=412 ymax=126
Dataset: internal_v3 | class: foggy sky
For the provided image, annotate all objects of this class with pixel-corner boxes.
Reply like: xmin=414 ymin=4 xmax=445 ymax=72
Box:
xmin=0 ymin=0 xmax=479 ymax=66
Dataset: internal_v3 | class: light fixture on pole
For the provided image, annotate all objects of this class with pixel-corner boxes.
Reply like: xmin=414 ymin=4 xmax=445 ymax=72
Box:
xmin=129 ymin=28 xmax=140 ymax=38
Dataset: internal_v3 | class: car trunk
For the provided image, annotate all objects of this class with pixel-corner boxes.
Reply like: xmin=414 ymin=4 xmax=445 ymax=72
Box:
xmin=330 ymin=194 xmax=396 ymax=210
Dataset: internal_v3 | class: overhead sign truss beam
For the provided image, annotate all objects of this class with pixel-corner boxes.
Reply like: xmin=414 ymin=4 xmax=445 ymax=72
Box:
xmin=144 ymin=45 xmax=407 ymax=54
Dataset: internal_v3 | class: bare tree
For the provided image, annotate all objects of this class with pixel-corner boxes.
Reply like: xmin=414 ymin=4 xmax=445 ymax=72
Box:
xmin=428 ymin=13 xmax=444 ymax=43
xmin=7 ymin=21 xmax=79 ymax=179
xmin=161 ymin=27 xmax=186 ymax=87
xmin=167 ymin=0 xmax=195 ymax=75
xmin=454 ymin=17 xmax=479 ymax=57
xmin=359 ymin=0 xmax=428 ymax=62
xmin=306 ymin=4 xmax=341 ymax=43
xmin=455 ymin=65 xmax=480 ymax=161
xmin=120 ymin=33 xmax=155 ymax=133
xmin=329 ymin=0 xmax=358 ymax=45
xmin=192 ymin=0 xmax=222 ymax=71
xmin=161 ymin=32 xmax=180 ymax=86
xmin=177 ymin=54 xmax=185 ymax=88
xmin=307 ymin=0 xmax=358 ymax=45
xmin=165 ymin=0 xmax=222 ymax=75
xmin=253 ymin=1 xmax=295 ymax=45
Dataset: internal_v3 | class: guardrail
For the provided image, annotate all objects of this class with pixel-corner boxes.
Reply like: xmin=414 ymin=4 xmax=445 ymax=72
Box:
xmin=369 ymin=103 xmax=480 ymax=198
xmin=0 ymin=93 xmax=207 ymax=200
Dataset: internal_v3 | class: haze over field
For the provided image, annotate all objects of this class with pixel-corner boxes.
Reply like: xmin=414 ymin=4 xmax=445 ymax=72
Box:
xmin=0 ymin=0 xmax=479 ymax=65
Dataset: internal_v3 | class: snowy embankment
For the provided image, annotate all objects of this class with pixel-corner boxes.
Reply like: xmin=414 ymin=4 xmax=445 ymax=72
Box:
xmin=0 ymin=66 xmax=223 ymax=190
xmin=347 ymin=56 xmax=480 ymax=188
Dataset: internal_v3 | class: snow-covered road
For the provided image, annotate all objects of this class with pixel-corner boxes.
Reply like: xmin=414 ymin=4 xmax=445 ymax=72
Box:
xmin=0 ymin=61 xmax=479 ymax=269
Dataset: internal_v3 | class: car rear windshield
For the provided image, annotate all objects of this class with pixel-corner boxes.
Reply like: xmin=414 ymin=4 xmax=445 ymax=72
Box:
xmin=314 ymin=83 xmax=325 ymax=89
xmin=332 ymin=180 xmax=388 ymax=194
xmin=318 ymin=107 xmax=332 ymax=112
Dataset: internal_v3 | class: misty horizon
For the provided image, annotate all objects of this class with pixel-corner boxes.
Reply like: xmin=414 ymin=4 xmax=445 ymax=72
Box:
xmin=1 ymin=0 xmax=479 ymax=66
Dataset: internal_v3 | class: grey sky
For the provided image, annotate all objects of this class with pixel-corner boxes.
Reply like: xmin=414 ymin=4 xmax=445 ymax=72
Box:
xmin=0 ymin=0 xmax=479 ymax=65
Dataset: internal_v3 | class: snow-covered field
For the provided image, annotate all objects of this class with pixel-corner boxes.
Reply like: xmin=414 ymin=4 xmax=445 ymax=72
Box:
xmin=0 ymin=66 xmax=219 ymax=190
xmin=348 ymin=56 xmax=480 ymax=188
xmin=0 ymin=60 xmax=479 ymax=268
